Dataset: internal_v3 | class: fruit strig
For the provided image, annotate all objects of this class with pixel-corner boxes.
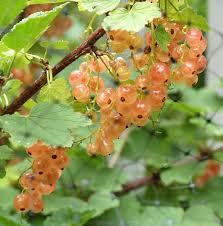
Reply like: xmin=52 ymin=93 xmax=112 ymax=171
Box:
xmin=69 ymin=19 xmax=207 ymax=157
xmin=14 ymin=142 xmax=69 ymax=213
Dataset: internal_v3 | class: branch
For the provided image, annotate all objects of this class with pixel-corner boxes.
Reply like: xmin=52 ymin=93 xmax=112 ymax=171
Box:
xmin=114 ymin=175 xmax=153 ymax=196
xmin=2 ymin=27 xmax=105 ymax=115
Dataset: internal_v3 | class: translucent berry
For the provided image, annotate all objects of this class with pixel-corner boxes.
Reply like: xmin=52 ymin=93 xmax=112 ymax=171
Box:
xmin=196 ymin=55 xmax=207 ymax=74
xmin=32 ymin=156 xmax=51 ymax=176
xmin=116 ymin=66 xmax=131 ymax=81
xmin=135 ymin=75 xmax=149 ymax=92
xmin=186 ymin=28 xmax=203 ymax=47
xmin=20 ymin=172 xmax=39 ymax=191
xmin=26 ymin=141 xmax=50 ymax=158
xmin=117 ymin=84 xmax=137 ymax=105
xmin=73 ymin=83 xmax=90 ymax=102
xmin=37 ymin=183 xmax=56 ymax=195
xmin=14 ymin=193 xmax=30 ymax=212
xmin=96 ymin=88 xmax=116 ymax=110
xmin=98 ymin=137 xmax=114 ymax=156
xmin=88 ymin=76 xmax=105 ymax=93
xmin=149 ymin=62 xmax=170 ymax=84
xmin=87 ymin=142 xmax=98 ymax=156
xmin=180 ymin=60 xmax=197 ymax=75
xmin=132 ymin=100 xmax=151 ymax=126
xmin=30 ymin=195 xmax=44 ymax=213
xmin=69 ymin=70 xmax=88 ymax=86
xmin=132 ymin=53 xmax=148 ymax=69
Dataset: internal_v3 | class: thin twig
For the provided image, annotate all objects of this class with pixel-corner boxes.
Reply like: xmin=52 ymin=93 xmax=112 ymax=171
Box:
xmin=2 ymin=27 xmax=105 ymax=115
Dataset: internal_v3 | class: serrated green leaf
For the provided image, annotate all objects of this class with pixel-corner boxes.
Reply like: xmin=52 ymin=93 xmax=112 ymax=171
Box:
xmin=122 ymin=128 xmax=173 ymax=168
xmin=0 ymin=103 xmax=92 ymax=147
xmin=88 ymin=191 xmax=119 ymax=217
xmin=40 ymin=40 xmax=69 ymax=50
xmin=179 ymin=205 xmax=220 ymax=226
xmin=155 ymin=25 xmax=171 ymax=52
xmin=159 ymin=0 xmax=185 ymax=15
xmin=189 ymin=179 xmax=223 ymax=218
xmin=66 ymin=149 xmax=128 ymax=192
xmin=102 ymin=2 xmax=161 ymax=32
xmin=44 ymin=192 xmax=118 ymax=224
xmin=2 ymin=3 xmax=67 ymax=52
xmin=44 ymin=208 xmax=93 ymax=226
xmin=0 ymin=0 xmax=27 ymax=27
xmin=79 ymin=0 xmax=120 ymax=15
xmin=173 ymin=7 xmax=209 ymax=32
xmin=43 ymin=194 xmax=89 ymax=215
xmin=37 ymin=78 xmax=71 ymax=104
xmin=0 ymin=146 xmax=15 ymax=160
xmin=177 ymin=86 xmax=222 ymax=113
xmin=161 ymin=162 xmax=198 ymax=185
xmin=120 ymin=195 xmax=184 ymax=226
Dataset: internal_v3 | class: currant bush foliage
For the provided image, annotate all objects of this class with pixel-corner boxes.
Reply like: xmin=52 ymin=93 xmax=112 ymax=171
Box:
xmin=0 ymin=0 xmax=222 ymax=226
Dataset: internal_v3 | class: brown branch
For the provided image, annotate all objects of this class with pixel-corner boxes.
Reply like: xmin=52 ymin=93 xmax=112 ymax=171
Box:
xmin=114 ymin=175 xmax=153 ymax=196
xmin=2 ymin=27 xmax=105 ymax=115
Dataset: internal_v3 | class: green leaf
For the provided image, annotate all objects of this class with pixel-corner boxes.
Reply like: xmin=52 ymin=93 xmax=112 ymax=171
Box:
xmin=176 ymin=86 xmax=222 ymax=114
xmin=122 ymin=128 xmax=173 ymax=168
xmin=102 ymin=2 xmax=161 ymax=32
xmin=0 ymin=146 xmax=15 ymax=160
xmin=0 ymin=146 xmax=15 ymax=179
xmin=179 ymin=205 xmax=220 ymax=226
xmin=40 ymin=40 xmax=69 ymax=50
xmin=2 ymin=3 xmax=67 ymax=52
xmin=0 ymin=163 xmax=6 ymax=179
xmin=173 ymin=7 xmax=209 ymax=32
xmin=66 ymin=149 xmax=128 ymax=192
xmin=88 ymin=191 xmax=119 ymax=217
xmin=0 ymin=187 xmax=19 ymax=210
xmin=161 ymin=162 xmax=198 ymax=185
xmin=155 ymin=25 xmax=171 ymax=52
xmin=0 ymin=0 xmax=27 ymax=27
xmin=79 ymin=0 xmax=120 ymax=15
xmin=0 ymin=103 xmax=92 ymax=147
xmin=0 ymin=42 xmax=16 ymax=76
xmin=43 ymin=194 xmax=89 ymax=215
xmin=2 ymin=79 xmax=22 ymax=104
xmin=0 ymin=216 xmax=25 ymax=226
xmin=189 ymin=179 xmax=223 ymax=218
xmin=44 ymin=192 xmax=119 ymax=224
xmin=120 ymin=195 xmax=184 ymax=226
xmin=37 ymin=78 xmax=71 ymax=104
xmin=44 ymin=208 xmax=93 ymax=226
xmin=159 ymin=0 xmax=185 ymax=15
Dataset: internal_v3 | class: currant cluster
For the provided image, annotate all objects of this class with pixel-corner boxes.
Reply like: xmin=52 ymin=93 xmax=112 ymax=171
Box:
xmin=14 ymin=142 xmax=69 ymax=213
xmin=24 ymin=4 xmax=73 ymax=38
xmin=195 ymin=160 xmax=220 ymax=188
xmin=69 ymin=17 xmax=207 ymax=157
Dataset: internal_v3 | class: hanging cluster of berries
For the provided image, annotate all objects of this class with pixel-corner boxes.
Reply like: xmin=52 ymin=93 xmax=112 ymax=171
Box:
xmin=14 ymin=142 xmax=69 ymax=213
xmin=24 ymin=4 xmax=73 ymax=38
xmin=195 ymin=160 xmax=221 ymax=188
xmin=68 ymin=17 xmax=207 ymax=157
